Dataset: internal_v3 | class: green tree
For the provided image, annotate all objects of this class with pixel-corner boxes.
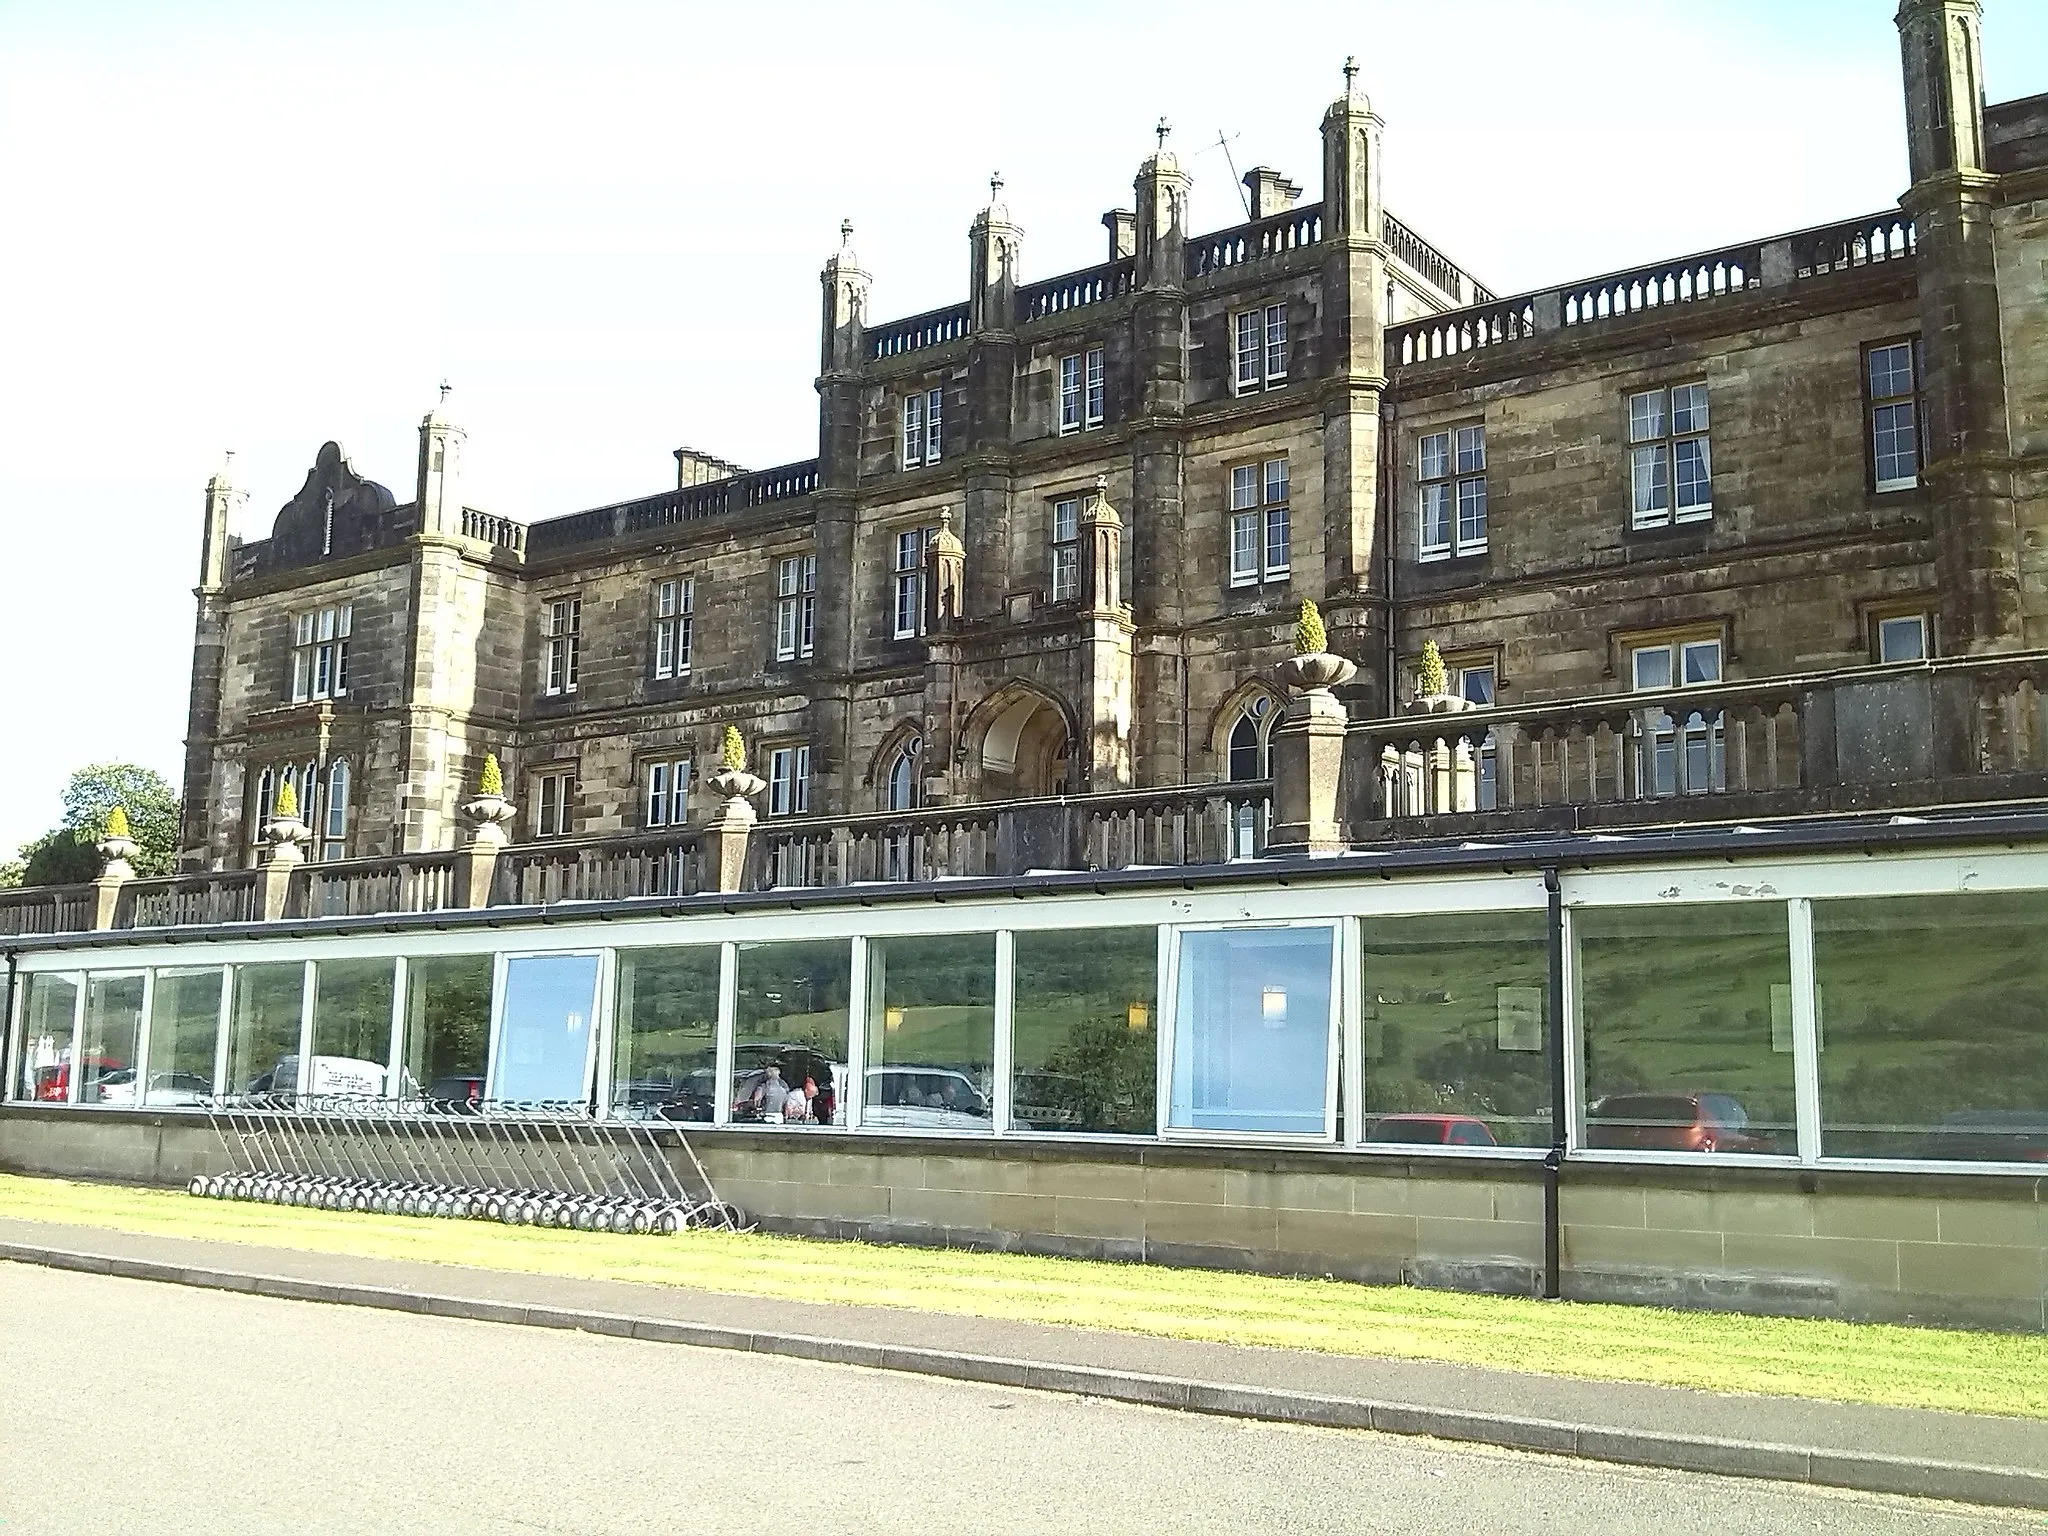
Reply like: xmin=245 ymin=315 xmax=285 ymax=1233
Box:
xmin=16 ymin=764 xmax=181 ymax=885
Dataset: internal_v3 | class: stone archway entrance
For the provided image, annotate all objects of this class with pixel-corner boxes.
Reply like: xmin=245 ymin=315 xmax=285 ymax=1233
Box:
xmin=977 ymin=688 xmax=1073 ymax=800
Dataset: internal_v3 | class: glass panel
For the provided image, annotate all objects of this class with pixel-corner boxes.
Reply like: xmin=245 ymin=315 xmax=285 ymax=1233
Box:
xmin=1455 ymin=425 xmax=1485 ymax=473
xmin=227 ymin=963 xmax=304 ymax=1102
xmin=1360 ymin=912 xmax=1550 ymax=1147
xmin=611 ymin=947 xmax=721 ymax=1123
xmin=77 ymin=974 xmax=145 ymax=1104
xmin=14 ymin=973 xmax=79 ymax=1102
xmin=402 ymin=954 xmax=493 ymax=1106
xmin=1628 ymin=389 xmax=1666 ymax=443
xmin=1878 ymin=614 xmax=1926 ymax=663
xmin=1680 ymin=640 xmax=1721 ymax=684
xmin=1813 ymin=892 xmax=2048 ymax=1162
xmin=306 ymin=959 xmax=395 ymax=1096
xmin=1418 ymin=432 xmax=1449 ymax=480
xmin=1011 ymin=928 xmax=1158 ymax=1135
xmin=1169 ymin=926 xmax=1335 ymax=1136
xmin=735 ymin=939 xmax=852 ymax=1128
xmin=142 ymin=969 xmax=223 ymax=1108
xmin=864 ymin=934 xmax=996 ymax=1130
xmin=1577 ymin=903 xmax=1795 ymax=1155
xmin=495 ymin=954 xmax=601 ymax=1106
xmin=1632 ymin=646 xmax=1673 ymax=690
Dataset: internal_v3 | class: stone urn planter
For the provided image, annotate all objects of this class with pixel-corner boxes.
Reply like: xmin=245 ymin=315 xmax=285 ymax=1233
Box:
xmin=96 ymin=833 xmax=140 ymax=881
xmin=262 ymin=814 xmax=314 ymax=865
xmin=461 ymin=792 xmax=519 ymax=847
xmin=1407 ymin=691 xmax=1476 ymax=716
xmin=1275 ymin=650 xmax=1358 ymax=694
xmin=707 ymin=767 xmax=768 ymax=824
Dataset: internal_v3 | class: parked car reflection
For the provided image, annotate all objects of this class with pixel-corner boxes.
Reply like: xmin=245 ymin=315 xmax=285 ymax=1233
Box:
xmin=1364 ymin=1112 xmax=1498 ymax=1147
xmin=731 ymin=1045 xmax=840 ymax=1125
xmin=862 ymin=1066 xmax=990 ymax=1130
xmin=95 ymin=1070 xmax=211 ymax=1108
xmin=1585 ymin=1092 xmax=1775 ymax=1154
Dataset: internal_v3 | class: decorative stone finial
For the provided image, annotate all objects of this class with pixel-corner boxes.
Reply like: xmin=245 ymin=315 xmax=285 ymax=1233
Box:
xmin=990 ymin=171 xmax=1004 ymax=202
xmin=438 ymin=380 xmax=452 ymax=405
xmin=839 ymin=218 xmax=854 ymax=248
xmin=1342 ymin=56 xmax=1359 ymax=93
xmin=1155 ymin=117 xmax=1172 ymax=151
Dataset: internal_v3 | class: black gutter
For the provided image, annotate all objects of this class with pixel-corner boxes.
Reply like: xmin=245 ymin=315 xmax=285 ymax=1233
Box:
xmin=1542 ymin=866 xmax=1566 ymax=1301
xmin=9 ymin=803 xmax=2048 ymax=956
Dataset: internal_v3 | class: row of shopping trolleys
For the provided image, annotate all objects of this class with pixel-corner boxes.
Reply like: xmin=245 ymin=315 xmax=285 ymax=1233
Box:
xmin=187 ymin=1093 xmax=745 ymax=1238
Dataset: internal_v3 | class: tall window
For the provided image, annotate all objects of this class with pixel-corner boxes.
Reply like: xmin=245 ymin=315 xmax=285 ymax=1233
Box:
xmin=1628 ymin=384 xmax=1712 ymax=528
xmin=291 ymin=603 xmax=352 ymax=703
xmin=1058 ymin=347 xmax=1106 ymax=434
xmin=768 ymin=744 xmax=811 ymax=817
xmin=1233 ymin=303 xmax=1288 ymax=393
xmin=1868 ymin=340 xmax=1924 ymax=493
xmin=321 ymin=760 xmax=349 ymax=861
xmin=534 ymin=770 xmax=574 ymax=838
xmin=1418 ymin=426 xmax=1487 ymax=559
xmin=900 ymin=387 xmax=944 ymax=469
xmin=775 ymin=555 xmax=816 ymax=662
xmin=543 ymin=597 xmax=581 ymax=696
xmin=886 ymin=737 xmax=921 ymax=811
xmin=251 ymin=766 xmax=276 ymax=848
xmin=1050 ymin=497 xmax=1081 ymax=603
xmin=1228 ymin=459 xmax=1290 ymax=589
xmin=1227 ymin=697 xmax=1273 ymax=782
xmin=1632 ymin=636 xmax=1723 ymax=797
xmin=893 ymin=528 xmax=932 ymax=639
xmin=643 ymin=757 xmax=690 ymax=828
xmin=653 ymin=577 xmax=694 ymax=679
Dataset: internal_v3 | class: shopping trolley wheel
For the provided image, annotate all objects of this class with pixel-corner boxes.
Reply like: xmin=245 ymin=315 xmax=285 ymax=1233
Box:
xmin=609 ymin=1207 xmax=633 ymax=1235
xmin=630 ymin=1209 xmax=652 ymax=1235
xmin=485 ymin=1197 xmax=505 ymax=1221
xmin=656 ymin=1210 xmax=682 ymax=1236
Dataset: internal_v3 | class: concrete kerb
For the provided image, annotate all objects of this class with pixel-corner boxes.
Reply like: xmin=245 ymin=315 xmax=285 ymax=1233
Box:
xmin=1 ymin=1238 xmax=2041 ymax=1513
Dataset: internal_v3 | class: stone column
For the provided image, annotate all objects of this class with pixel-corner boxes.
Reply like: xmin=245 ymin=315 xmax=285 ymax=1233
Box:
xmin=812 ymin=222 xmax=870 ymax=810
xmin=965 ymin=178 xmax=1022 ymax=621
xmin=180 ymin=460 xmax=243 ymax=868
xmin=704 ymin=767 xmax=767 ymax=894
xmin=1268 ymin=650 xmax=1357 ymax=855
xmin=89 ymin=831 xmax=139 ymax=931
xmin=1077 ymin=478 xmax=1135 ymax=790
xmin=257 ymin=814 xmax=311 ymax=922
xmin=453 ymin=791 xmax=516 ymax=908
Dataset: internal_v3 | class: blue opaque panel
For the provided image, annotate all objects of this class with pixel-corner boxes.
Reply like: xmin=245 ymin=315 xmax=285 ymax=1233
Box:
xmin=1169 ymin=927 xmax=1335 ymax=1135
xmin=494 ymin=954 xmax=601 ymax=1107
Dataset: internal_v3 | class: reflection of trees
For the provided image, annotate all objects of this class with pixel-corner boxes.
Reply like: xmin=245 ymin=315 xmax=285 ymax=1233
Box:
xmin=1037 ymin=1014 xmax=1155 ymax=1134
xmin=411 ymin=962 xmax=492 ymax=1082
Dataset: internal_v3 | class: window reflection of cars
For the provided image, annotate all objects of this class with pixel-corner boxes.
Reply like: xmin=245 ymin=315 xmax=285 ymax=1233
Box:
xmin=616 ymin=1071 xmax=718 ymax=1122
xmin=1365 ymin=1113 xmax=1498 ymax=1147
xmin=95 ymin=1070 xmax=211 ymax=1108
xmin=1010 ymin=1070 xmax=1087 ymax=1129
xmin=31 ymin=1056 xmax=124 ymax=1103
xmin=731 ymin=1045 xmax=840 ymax=1125
xmin=862 ymin=1067 xmax=990 ymax=1129
xmin=1585 ymin=1092 xmax=1772 ymax=1154
xmin=1928 ymin=1110 xmax=2048 ymax=1163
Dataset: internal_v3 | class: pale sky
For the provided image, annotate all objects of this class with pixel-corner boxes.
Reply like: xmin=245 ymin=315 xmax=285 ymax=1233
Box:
xmin=1 ymin=0 xmax=2044 ymax=858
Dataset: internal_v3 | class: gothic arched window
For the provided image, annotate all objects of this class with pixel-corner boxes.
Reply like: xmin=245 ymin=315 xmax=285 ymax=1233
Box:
xmin=1228 ymin=696 xmax=1272 ymax=782
xmin=322 ymin=761 xmax=351 ymax=860
xmin=886 ymin=737 xmax=922 ymax=812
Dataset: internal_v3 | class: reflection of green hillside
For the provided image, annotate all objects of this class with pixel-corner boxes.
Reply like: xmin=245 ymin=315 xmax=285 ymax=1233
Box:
xmin=616 ymin=948 xmax=719 ymax=1086
xmin=736 ymin=940 xmax=851 ymax=1057
xmin=1013 ymin=927 xmax=1157 ymax=1135
xmin=872 ymin=936 xmax=995 ymax=1079
xmin=313 ymin=959 xmax=395 ymax=1064
xmin=228 ymin=964 xmax=304 ymax=1092
xmin=1813 ymin=893 xmax=2048 ymax=1156
xmin=1360 ymin=913 xmax=1549 ymax=1145
xmin=1576 ymin=905 xmax=1794 ymax=1138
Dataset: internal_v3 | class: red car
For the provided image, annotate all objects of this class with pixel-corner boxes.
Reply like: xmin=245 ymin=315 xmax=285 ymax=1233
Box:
xmin=1585 ymin=1092 xmax=1772 ymax=1154
xmin=31 ymin=1056 xmax=125 ymax=1103
xmin=1365 ymin=1113 xmax=1498 ymax=1147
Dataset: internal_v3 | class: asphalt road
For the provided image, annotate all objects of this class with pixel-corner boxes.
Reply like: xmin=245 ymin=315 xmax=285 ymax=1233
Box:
xmin=0 ymin=1262 xmax=2036 ymax=1536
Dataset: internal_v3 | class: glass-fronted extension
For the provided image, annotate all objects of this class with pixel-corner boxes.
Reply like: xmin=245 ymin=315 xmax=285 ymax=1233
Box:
xmin=8 ymin=844 xmax=2048 ymax=1171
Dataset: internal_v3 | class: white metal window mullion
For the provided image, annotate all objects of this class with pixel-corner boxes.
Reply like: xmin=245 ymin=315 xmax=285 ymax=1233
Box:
xmin=845 ymin=937 xmax=870 ymax=1128
xmin=4 ymin=971 xmax=26 ymax=1102
xmin=1787 ymin=898 xmax=1823 ymax=1166
xmin=386 ymin=956 xmax=408 ymax=1101
xmin=132 ymin=971 xmax=156 ymax=1110
xmin=211 ymin=967 xmax=234 ymax=1098
xmin=1321 ymin=922 xmax=1343 ymax=1144
xmin=482 ymin=951 xmax=510 ymax=1103
xmin=1560 ymin=905 xmax=1585 ymax=1152
xmin=713 ymin=940 xmax=738 ymax=1128
xmin=1154 ymin=926 xmax=1177 ymax=1137
xmin=65 ymin=974 xmax=86 ymax=1105
xmin=294 ymin=959 xmax=317 ymax=1097
xmin=992 ymin=930 xmax=1016 ymax=1134
xmin=587 ymin=949 xmax=617 ymax=1116
xmin=1341 ymin=915 xmax=1364 ymax=1150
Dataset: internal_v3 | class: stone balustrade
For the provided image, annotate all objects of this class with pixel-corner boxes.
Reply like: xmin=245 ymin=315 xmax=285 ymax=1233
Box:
xmin=1185 ymin=202 xmax=1324 ymax=279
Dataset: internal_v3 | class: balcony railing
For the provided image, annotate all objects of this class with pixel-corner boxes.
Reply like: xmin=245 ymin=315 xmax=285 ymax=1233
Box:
xmin=1016 ymin=257 xmax=1136 ymax=323
xmin=458 ymin=508 xmax=527 ymax=554
xmin=525 ymin=460 xmax=819 ymax=555
xmin=1386 ymin=209 xmax=1915 ymax=370
xmin=0 ymin=884 xmax=94 ymax=937
xmin=496 ymin=832 xmax=706 ymax=905
xmin=866 ymin=303 xmax=971 ymax=361
xmin=1382 ymin=212 xmax=1494 ymax=305
xmin=1186 ymin=203 xmax=1324 ymax=279
xmin=1350 ymin=654 xmax=2048 ymax=837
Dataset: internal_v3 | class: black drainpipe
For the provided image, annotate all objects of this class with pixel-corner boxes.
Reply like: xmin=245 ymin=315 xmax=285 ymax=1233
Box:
xmin=1542 ymin=865 xmax=1566 ymax=1300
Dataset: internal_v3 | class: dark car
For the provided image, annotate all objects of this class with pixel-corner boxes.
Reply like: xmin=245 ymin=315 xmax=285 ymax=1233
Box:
xmin=1585 ymin=1092 xmax=1773 ymax=1154
xmin=1365 ymin=1112 xmax=1498 ymax=1147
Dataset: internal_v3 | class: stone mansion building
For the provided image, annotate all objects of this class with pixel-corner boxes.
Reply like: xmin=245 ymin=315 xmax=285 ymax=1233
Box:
xmin=178 ymin=0 xmax=2048 ymax=869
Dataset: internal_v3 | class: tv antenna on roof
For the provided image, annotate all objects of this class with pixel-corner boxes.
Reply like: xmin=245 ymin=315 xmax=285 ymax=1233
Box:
xmin=1197 ymin=130 xmax=1251 ymax=218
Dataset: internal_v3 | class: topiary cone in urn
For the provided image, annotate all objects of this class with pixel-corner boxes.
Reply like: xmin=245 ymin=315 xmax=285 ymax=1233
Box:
xmin=708 ymin=726 xmax=767 ymax=815
xmin=1274 ymin=599 xmax=1358 ymax=693
xmin=461 ymin=753 xmax=519 ymax=846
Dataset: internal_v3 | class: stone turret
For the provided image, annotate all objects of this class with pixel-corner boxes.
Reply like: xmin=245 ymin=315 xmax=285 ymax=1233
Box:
xmin=415 ymin=384 xmax=466 ymax=539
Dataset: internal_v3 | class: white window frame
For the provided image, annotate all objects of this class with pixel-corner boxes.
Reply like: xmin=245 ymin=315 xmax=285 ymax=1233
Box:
xmin=1057 ymin=347 xmax=1106 ymax=434
xmin=543 ymin=597 xmax=581 ymax=697
xmin=643 ymin=758 xmax=690 ymax=829
xmin=533 ymin=770 xmax=574 ymax=838
xmin=1628 ymin=384 xmax=1712 ymax=529
xmin=1869 ymin=339 xmax=1923 ymax=494
xmin=1233 ymin=303 xmax=1288 ymax=394
xmin=767 ymin=745 xmax=811 ymax=818
xmin=900 ymin=387 xmax=943 ymax=468
xmin=290 ymin=603 xmax=353 ymax=703
xmin=1418 ymin=426 xmax=1487 ymax=560
xmin=1227 ymin=459 xmax=1290 ymax=589
xmin=653 ymin=577 xmax=694 ymax=680
xmin=1630 ymin=637 xmax=1724 ymax=798
xmin=1049 ymin=497 xmax=1081 ymax=604
xmin=893 ymin=528 xmax=932 ymax=640
xmin=775 ymin=555 xmax=815 ymax=662
xmin=320 ymin=760 xmax=349 ymax=861
xmin=1877 ymin=612 xmax=1929 ymax=664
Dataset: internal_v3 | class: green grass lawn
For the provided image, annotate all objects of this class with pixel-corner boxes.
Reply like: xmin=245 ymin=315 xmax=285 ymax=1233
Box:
xmin=1 ymin=1170 xmax=2043 ymax=1420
